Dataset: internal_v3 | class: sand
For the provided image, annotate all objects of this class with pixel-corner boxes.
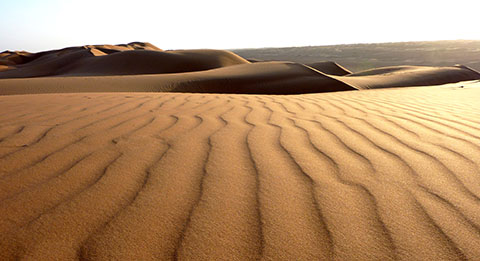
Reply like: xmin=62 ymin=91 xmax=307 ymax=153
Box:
xmin=1 ymin=42 xmax=480 ymax=260
xmin=0 ymin=82 xmax=479 ymax=260
xmin=2 ymin=42 xmax=479 ymax=95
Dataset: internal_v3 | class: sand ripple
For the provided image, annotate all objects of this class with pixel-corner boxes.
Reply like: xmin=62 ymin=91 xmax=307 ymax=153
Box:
xmin=1 ymin=83 xmax=479 ymax=260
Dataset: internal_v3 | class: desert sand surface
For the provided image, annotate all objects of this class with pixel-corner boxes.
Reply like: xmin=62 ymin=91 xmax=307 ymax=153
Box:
xmin=1 ymin=42 xmax=480 ymax=260
xmin=1 ymin=83 xmax=480 ymax=260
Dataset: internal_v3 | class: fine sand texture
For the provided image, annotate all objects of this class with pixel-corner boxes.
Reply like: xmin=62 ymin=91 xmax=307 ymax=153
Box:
xmin=1 ymin=81 xmax=480 ymax=260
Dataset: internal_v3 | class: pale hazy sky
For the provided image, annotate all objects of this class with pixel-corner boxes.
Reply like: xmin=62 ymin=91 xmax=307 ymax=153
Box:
xmin=1 ymin=0 xmax=479 ymax=52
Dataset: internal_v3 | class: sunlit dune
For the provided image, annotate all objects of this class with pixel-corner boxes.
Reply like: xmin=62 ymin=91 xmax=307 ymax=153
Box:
xmin=1 ymin=42 xmax=480 ymax=260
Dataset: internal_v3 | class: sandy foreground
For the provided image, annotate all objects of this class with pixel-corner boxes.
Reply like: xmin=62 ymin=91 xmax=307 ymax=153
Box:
xmin=0 ymin=81 xmax=479 ymax=260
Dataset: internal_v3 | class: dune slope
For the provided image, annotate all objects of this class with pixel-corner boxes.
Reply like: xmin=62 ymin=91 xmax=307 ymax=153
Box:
xmin=0 ymin=82 xmax=479 ymax=260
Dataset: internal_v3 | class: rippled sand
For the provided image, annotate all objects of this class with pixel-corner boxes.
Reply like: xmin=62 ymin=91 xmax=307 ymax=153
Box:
xmin=1 ymin=82 xmax=479 ymax=260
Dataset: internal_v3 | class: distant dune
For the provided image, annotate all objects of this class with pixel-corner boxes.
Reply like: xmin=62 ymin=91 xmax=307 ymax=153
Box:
xmin=1 ymin=42 xmax=479 ymax=95
xmin=335 ymin=65 xmax=480 ymax=89
xmin=1 ymin=42 xmax=480 ymax=260
xmin=0 ymin=43 xmax=249 ymax=78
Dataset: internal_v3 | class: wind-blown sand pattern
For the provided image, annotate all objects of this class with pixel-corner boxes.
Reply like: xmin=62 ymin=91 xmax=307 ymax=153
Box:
xmin=0 ymin=81 xmax=480 ymax=260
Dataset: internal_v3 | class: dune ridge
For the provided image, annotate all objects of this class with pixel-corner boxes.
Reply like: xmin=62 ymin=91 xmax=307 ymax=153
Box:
xmin=0 ymin=81 xmax=479 ymax=260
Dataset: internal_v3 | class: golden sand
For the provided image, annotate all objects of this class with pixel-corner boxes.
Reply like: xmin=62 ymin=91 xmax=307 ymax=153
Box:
xmin=1 ymin=42 xmax=480 ymax=260
xmin=0 ymin=83 xmax=479 ymax=259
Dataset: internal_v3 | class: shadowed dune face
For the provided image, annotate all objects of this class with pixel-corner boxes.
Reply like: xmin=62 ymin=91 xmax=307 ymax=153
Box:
xmin=0 ymin=83 xmax=480 ymax=260
xmin=164 ymin=62 xmax=357 ymax=94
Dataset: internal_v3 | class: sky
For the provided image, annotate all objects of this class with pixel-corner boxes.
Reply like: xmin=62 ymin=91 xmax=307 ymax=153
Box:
xmin=1 ymin=0 xmax=479 ymax=52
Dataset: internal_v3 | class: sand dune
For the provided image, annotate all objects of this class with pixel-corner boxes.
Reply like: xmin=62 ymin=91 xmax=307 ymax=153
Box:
xmin=0 ymin=82 xmax=479 ymax=260
xmin=336 ymin=65 xmax=480 ymax=89
xmin=1 ymin=61 xmax=479 ymax=95
xmin=2 ymin=42 xmax=479 ymax=95
xmin=0 ymin=61 xmax=357 ymax=95
xmin=0 ymin=42 xmax=249 ymax=78
xmin=57 ymin=49 xmax=249 ymax=76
